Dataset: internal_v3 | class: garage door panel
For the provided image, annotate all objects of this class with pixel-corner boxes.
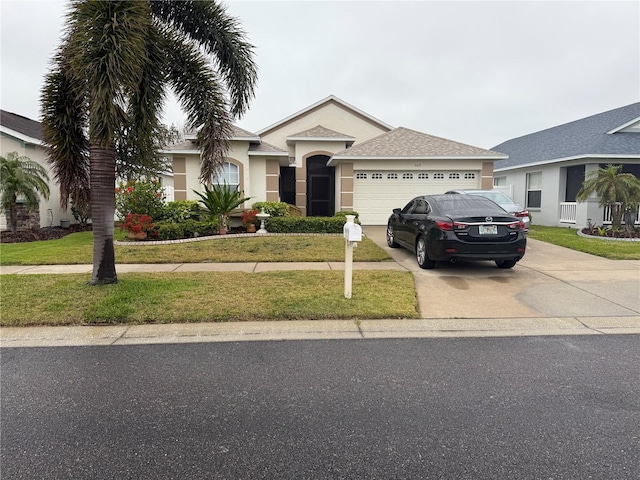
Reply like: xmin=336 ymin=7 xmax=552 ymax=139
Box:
xmin=353 ymin=170 xmax=480 ymax=225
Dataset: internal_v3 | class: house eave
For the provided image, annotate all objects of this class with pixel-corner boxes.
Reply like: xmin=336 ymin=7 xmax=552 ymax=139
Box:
xmin=328 ymin=154 xmax=507 ymax=166
xmin=493 ymin=153 xmax=640 ymax=172
xmin=247 ymin=151 xmax=288 ymax=157
xmin=0 ymin=126 xmax=44 ymax=146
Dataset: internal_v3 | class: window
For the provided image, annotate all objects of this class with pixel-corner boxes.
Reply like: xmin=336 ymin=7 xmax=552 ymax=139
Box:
xmin=213 ymin=161 xmax=239 ymax=190
xmin=526 ymin=172 xmax=542 ymax=208
xmin=434 ymin=173 xmax=445 ymax=179
xmin=464 ymin=173 xmax=476 ymax=179
xmin=494 ymin=176 xmax=506 ymax=186
xmin=387 ymin=173 xmax=398 ymax=179
xmin=449 ymin=173 xmax=460 ymax=179
xmin=355 ymin=173 xmax=367 ymax=179
xmin=402 ymin=173 xmax=414 ymax=179
xmin=371 ymin=173 xmax=383 ymax=179
xmin=418 ymin=173 xmax=429 ymax=179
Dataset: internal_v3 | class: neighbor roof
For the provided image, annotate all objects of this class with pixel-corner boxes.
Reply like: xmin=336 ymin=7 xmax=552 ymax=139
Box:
xmin=329 ymin=127 xmax=507 ymax=163
xmin=493 ymin=102 xmax=640 ymax=170
xmin=0 ymin=110 xmax=43 ymax=143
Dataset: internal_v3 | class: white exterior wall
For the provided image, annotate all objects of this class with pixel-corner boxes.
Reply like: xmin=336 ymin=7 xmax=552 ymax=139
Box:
xmin=0 ymin=133 xmax=70 ymax=228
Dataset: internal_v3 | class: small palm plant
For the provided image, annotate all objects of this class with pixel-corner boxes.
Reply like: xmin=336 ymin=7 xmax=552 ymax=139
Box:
xmin=576 ymin=164 xmax=640 ymax=234
xmin=0 ymin=152 xmax=50 ymax=232
xmin=193 ymin=183 xmax=251 ymax=233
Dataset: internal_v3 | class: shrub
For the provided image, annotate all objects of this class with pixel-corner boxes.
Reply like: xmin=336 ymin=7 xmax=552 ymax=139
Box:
xmin=154 ymin=218 xmax=220 ymax=240
xmin=119 ymin=213 xmax=155 ymax=235
xmin=334 ymin=211 xmax=359 ymax=220
xmin=115 ymin=179 xmax=166 ymax=220
xmin=266 ymin=216 xmax=347 ymax=233
xmin=161 ymin=200 xmax=203 ymax=223
xmin=71 ymin=196 xmax=91 ymax=224
xmin=251 ymin=201 xmax=290 ymax=217
xmin=154 ymin=221 xmax=184 ymax=240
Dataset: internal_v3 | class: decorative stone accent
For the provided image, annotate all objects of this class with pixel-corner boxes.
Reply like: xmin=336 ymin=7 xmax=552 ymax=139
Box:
xmin=13 ymin=204 xmax=41 ymax=230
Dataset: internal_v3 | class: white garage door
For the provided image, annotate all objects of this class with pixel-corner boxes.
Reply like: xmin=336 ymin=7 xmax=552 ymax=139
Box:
xmin=353 ymin=171 xmax=480 ymax=225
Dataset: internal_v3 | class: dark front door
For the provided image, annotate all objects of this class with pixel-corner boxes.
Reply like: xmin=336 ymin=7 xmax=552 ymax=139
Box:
xmin=306 ymin=155 xmax=334 ymax=216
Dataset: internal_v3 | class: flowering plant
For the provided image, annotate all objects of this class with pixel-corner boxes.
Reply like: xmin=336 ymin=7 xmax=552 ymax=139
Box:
xmin=118 ymin=213 xmax=155 ymax=235
xmin=241 ymin=209 xmax=259 ymax=227
xmin=115 ymin=179 xmax=166 ymax=221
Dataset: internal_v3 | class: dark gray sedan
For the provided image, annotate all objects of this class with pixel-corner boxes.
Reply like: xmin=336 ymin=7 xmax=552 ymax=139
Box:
xmin=387 ymin=194 xmax=527 ymax=269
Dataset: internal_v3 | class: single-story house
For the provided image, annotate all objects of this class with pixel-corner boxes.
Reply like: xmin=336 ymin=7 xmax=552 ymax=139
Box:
xmin=0 ymin=110 xmax=70 ymax=229
xmin=166 ymin=95 xmax=506 ymax=225
xmin=2 ymin=96 xmax=509 ymax=228
xmin=491 ymin=103 xmax=640 ymax=228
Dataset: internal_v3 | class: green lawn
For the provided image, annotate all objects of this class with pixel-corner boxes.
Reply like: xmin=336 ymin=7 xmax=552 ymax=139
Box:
xmin=527 ymin=225 xmax=640 ymax=260
xmin=0 ymin=232 xmax=391 ymax=265
xmin=0 ymin=271 xmax=419 ymax=326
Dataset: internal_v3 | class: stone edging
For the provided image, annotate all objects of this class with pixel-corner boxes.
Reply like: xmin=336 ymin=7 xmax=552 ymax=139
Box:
xmin=576 ymin=229 xmax=640 ymax=242
xmin=115 ymin=232 xmax=343 ymax=246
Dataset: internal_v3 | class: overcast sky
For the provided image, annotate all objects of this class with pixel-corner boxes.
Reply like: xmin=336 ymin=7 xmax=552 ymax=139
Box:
xmin=1 ymin=0 xmax=638 ymax=149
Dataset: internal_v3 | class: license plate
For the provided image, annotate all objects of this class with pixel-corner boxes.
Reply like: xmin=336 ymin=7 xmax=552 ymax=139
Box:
xmin=479 ymin=225 xmax=497 ymax=235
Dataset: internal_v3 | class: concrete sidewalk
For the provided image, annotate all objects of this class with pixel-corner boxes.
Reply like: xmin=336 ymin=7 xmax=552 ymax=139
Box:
xmin=1 ymin=227 xmax=639 ymax=346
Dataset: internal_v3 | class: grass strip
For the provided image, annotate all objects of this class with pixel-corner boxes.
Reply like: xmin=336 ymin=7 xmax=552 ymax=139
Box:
xmin=0 ymin=271 xmax=418 ymax=326
xmin=527 ymin=226 xmax=640 ymax=260
xmin=0 ymin=233 xmax=391 ymax=265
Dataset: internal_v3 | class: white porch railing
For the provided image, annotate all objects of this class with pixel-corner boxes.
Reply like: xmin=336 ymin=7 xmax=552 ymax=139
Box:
xmin=560 ymin=202 xmax=640 ymax=225
xmin=603 ymin=203 xmax=640 ymax=225
xmin=560 ymin=202 xmax=577 ymax=223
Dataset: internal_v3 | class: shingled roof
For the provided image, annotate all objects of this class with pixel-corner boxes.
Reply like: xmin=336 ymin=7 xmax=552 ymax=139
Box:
xmin=0 ymin=110 xmax=43 ymax=142
xmin=492 ymin=103 xmax=640 ymax=170
xmin=331 ymin=127 xmax=506 ymax=160
xmin=287 ymin=125 xmax=355 ymax=141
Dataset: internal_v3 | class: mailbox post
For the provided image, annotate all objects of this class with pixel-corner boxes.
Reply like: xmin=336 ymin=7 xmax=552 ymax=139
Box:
xmin=343 ymin=214 xmax=362 ymax=299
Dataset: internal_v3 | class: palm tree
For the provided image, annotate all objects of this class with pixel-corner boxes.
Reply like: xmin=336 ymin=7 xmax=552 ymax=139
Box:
xmin=576 ymin=164 xmax=640 ymax=232
xmin=41 ymin=0 xmax=257 ymax=285
xmin=0 ymin=152 xmax=50 ymax=233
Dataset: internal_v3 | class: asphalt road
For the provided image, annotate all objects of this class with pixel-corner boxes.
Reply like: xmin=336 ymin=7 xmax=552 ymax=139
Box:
xmin=2 ymin=336 xmax=639 ymax=479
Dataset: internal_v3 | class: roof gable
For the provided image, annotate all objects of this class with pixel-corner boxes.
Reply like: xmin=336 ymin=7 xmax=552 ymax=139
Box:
xmin=331 ymin=127 xmax=506 ymax=160
xmin=493 ymin=102 xmax=640 ymax=170
xmin=257 ymin=95 xmax=393 ymax=137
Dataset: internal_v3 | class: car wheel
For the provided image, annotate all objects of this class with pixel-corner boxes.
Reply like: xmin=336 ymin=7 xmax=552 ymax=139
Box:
xmin=416 ymin=236 xmax=435 ymax=269
xmin=386 ymin=224 xmax=399 ymax=248
xmin=495 ymin=259 xmax=517 ymax=269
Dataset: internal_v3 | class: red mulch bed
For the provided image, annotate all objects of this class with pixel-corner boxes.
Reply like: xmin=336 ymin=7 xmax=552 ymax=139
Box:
xmin=0 ymin=224 xmax=93 ymax=243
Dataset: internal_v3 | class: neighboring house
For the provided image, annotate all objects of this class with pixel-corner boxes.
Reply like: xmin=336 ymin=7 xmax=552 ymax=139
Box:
xmin=167 ymin=95 xmax=506 ymax=225
xmin=0 ymin=110 xmax=70 ymax=229
xmin=492 ymin=103 xmax=640 ymax=228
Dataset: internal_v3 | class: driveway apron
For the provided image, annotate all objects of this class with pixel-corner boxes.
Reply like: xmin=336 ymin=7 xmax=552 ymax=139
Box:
xmin=362 ymin=226 xmax=640 ymax=320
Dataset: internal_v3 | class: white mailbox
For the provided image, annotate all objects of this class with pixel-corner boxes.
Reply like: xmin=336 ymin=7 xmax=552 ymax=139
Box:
xmin=343 ymin=215 xmax=362 ymax=243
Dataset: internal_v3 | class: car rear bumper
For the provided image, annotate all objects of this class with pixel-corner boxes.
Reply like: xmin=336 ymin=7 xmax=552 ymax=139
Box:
xmin=428 ymin=238 xmax=526 ymax=262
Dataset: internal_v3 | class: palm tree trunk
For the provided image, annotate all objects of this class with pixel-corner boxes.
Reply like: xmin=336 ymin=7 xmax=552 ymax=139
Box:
xmin=9 ymin=195 xmax=17 ymax=233
xmin=89 ymin=144 xmax=118 ymax=285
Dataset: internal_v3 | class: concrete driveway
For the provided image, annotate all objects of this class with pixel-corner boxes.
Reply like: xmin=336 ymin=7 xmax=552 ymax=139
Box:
xmin=363 ymin=226 xmax=640 ymax=320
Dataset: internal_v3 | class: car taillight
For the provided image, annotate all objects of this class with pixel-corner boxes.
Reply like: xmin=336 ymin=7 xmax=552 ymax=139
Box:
xmin=436 ymin=220 xmax=453 ymax=231
xmin=437 ymin=221 xmax=468 ymax=231
xmin=515 ymin=210 xmax=529 ymax=218
xmin=507 ymin=221 xmax=526 ymax=230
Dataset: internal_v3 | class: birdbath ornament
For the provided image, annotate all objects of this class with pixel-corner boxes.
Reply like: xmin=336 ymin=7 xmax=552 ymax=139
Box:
xmin=256 ymin=209 xmax=270 ymax=234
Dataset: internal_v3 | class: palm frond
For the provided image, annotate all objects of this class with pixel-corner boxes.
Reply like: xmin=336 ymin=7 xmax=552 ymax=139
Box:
xmin=65 ymin=0 xmax=152 ymax=145
xmin=164 ymin=32 xmax=234 ymax=182
xmin=40 ymin=47 xmax=89 ymax=210
xmin=150 ymin=0 xmax=257 ymax=118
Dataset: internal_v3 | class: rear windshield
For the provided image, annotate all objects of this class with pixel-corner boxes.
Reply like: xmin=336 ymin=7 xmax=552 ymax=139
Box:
xmin=434 ymin=196 xmax=507 ymax=216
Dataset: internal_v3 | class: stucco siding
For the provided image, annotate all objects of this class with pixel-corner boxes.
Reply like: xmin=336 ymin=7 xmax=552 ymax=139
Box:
xmin=1 ymin=133 xmax=68 ymax=228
